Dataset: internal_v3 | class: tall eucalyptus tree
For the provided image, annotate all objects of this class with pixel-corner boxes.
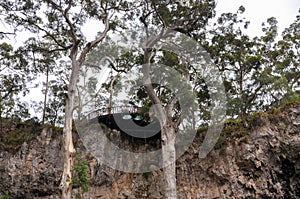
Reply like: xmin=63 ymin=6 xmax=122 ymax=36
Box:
xmin=0 ymin=0 xmax=132 ymax=198
xmin=118 ymin=1 xmax=217 ymax=198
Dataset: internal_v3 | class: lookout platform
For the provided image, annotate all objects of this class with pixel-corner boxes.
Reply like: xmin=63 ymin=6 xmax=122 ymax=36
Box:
xmin=85 ymin=106 xmax=161 ymax=139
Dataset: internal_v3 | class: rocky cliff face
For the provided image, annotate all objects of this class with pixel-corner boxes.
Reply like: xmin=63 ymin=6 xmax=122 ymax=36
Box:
xmin=0 ymin=103 xmax=299 ymax=198
xmin=0 ymin=127 xmax=63 ymax=198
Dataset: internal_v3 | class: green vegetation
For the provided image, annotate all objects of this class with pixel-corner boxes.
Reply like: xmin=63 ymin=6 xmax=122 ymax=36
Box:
xmin=203 ymin=101 xmax=300 ymax=155
xmin=0 ymin=191 xmax=9 ymax=199
xmin=142 ymin=172 xmax=152 ymax=180
xmin=0 ymin=0 xmax=299 ymax=198
xmin=214 ymin=135 xmax=227 ymax=155
xmin=0 ymin=0 xmax=298 ymax=132
xmin=0 ymin=118 xmax=62 ymax=152
xmin=72 ymin=153 xmax=91 ymax=199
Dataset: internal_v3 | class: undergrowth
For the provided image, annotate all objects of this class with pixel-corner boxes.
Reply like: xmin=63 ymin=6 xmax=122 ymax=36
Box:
xmin=0 ymin=117 xmax=62 ymax=153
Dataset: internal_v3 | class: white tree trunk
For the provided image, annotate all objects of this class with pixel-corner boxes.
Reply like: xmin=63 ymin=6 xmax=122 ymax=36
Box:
xmin=162 ymin=125 xmax=177 ymax=199
xmin=60 ymin=61 xmax=79 ymax=199
xmin=142 ymin=47 xmax=178 ymax=198
xmin=57 ymin=14 xmax=110 ymax=198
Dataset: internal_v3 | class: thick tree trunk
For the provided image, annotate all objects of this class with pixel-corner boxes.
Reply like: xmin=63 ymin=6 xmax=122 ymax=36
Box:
xmin=59 ymin=17 xmax=109 ymax=198
xmin=60 ymin=100 xmax=75 ymax=199
xmin=60 ymin=61 xmax=79 ymax=199
xmin=161 ymin=124 xmax=177 ymax=199
xmin=142 ymin=47 xmax=177 ymax=199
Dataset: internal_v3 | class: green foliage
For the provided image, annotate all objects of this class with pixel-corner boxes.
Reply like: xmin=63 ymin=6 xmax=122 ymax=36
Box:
xmin=204 ymin=8 xmax=300 ymax=126
xmin=219 ymin=144 xmax=227 ymax=156
xmin=75 ymin=193 xmax=83 ymax=199
xmin=44 ymin=78 xmax=66 ymax=125
xmin=142 ymin=172 xmax=152 ymax=180
xmin=197 ymin=124 xmax=208 ymax=133
xmin=0 ymin=0 xmax=297 ymax=128
xmin=0 ymin=0 xmax=298 ymax=166
xmin=0 ymin=191 xmax=9 ymax=199
xmin=214 ymin=135 xmax=226 ymax=155
xmin=0 ymin=118 xmax=42 ymax=152
xmin=0 ymin=118 xmax=62 ymax=152
xmin=72 ymin=156 xmax=91 ymax=197
xmin=0 ymin=42 xmax=31 ymax=120
xmin=222 ymin=117 xmax=249 ymax=144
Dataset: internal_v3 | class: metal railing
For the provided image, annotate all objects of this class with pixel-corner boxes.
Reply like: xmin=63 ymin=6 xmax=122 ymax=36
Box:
xmin=86 ymin=106 xmax=138 ymax=120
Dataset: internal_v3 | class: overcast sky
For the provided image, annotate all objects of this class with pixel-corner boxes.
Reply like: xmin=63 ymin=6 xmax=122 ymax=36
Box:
xmin=215 ymin=0 xmax=300 ymax=37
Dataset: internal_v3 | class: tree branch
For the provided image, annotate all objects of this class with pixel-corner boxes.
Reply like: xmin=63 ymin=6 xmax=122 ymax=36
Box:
xmin=247 ymin=84 xmax=263 ymax=105
xmin=83 ymin=61 xmax=102 ymax=69
xmin=22 ymin=17 xmax=70 ymax=50
xmin=166 ymin=97 xmax=178 ymax=119
xmin=0 ymin=86 xmax=20 ymax=101
xmin=78 ymin=16 xmax=110 ymax=66
xmin=35 ymin=45 xmax=72 ymax=54
xmin=0 ymin=31 xmax=15 ymax=36
xmin=63 ymin=0 xmax=77 ymax=43
xmin=150 ymin=0 xmax=167 ymax=28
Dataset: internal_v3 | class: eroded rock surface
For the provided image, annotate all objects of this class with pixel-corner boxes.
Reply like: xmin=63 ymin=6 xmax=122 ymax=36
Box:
xmin=0 ymin=103 xmax=299 ymax=198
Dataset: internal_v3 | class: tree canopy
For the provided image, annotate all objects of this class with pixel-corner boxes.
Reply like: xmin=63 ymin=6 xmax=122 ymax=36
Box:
xmin=0 ymin=0 xmax=299 ymax=198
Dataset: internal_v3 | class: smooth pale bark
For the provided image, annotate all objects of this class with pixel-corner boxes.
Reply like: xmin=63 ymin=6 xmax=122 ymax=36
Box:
xmin=143 ymin=47 xmax=178 ymax=199
xmin=161 ymin=125 xmax=177 ymax=199
xmin=108 ymin=74 xmax=119 ymax=115
xmin=60 ymin=60 xmax=79 ymax=199
xmin=60 ymin=17 xmax=109 ymax=198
